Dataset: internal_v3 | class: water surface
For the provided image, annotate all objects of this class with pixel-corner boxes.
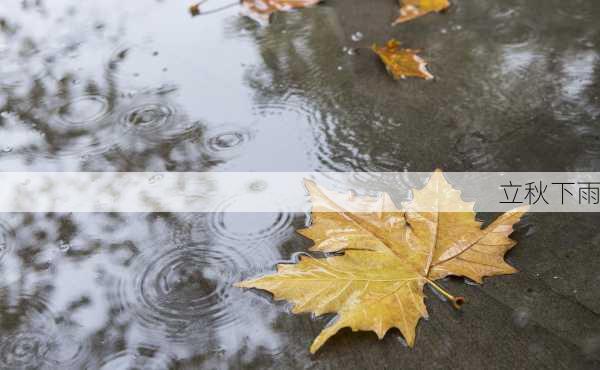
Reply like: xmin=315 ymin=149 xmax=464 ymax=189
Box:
xmin=1 ymin=0 xmax=600 ymax=368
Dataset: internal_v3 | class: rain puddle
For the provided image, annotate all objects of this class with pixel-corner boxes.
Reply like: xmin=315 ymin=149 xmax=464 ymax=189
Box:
xmin=1 ymin=0 xmax=599 ymax=368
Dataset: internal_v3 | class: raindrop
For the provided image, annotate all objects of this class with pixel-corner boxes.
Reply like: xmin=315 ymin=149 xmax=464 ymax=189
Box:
xmin=57 ymin=240 xmax=71 ymax=252
xmin=203 ymin=126 xmax=252 ymax=158
xmin=208 ymin=133 xmax=244 ymax=150
xmin=148 ymin=174 xmax=163 ymax=184
xmin=248 ymin=180 xmax=268 ymax=192
xmin=342 ymin=46 xmax=356 ymax=56
xmin=463 ymin=278 xmax=479 ymax=286
xmin=119 ymin=99 xmax=195 ymax=143
xmin=337 ymin=66 xmax=343 ymax=71
xmin=512 ymin=307 xmax=530 ymax=328
xmin=123 ymin=104 xmax=172 ymax=128
xmin=351 ymin=32 xmax=363 ymax=42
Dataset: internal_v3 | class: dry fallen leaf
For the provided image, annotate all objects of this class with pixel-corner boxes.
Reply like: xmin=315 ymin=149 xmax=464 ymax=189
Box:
xmin=237 ymin=170 xmax=528 ymax=353
xmin=241 ymin=0 xmax=322 ymax=23
xmin=189 ymin=0 xmax=321 ymax=22
xmin=394 ymin=0 xmax=450 ymax=25
xmin=372 ymin=39 xmax=433 ymax=80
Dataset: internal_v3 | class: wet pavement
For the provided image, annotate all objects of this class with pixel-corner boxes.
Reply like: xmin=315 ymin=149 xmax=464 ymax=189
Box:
xmin=0 ymin=0 xmax=600 ymax=368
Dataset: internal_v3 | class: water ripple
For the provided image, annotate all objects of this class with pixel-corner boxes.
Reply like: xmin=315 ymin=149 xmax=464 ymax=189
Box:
xmin=0 ymin=330 xmax=50 ymax=369
xmin=576 ymin=127 xmax=600 ymax=156
xmin=0 ymin=295 xmax=89 ymax=369
xmin=313 ymin=108 xmax=411 ymax=172
xmin=452 ymin=131 xmax=501 ymax=170
xmin=491 ymin=21 xmax=538 ymax=47
xmin=53 ymin=95 xmax=110 ymax=129
xmin=30 ymin=94 xmax=119 ymax=158
xmin=120 ymin=102 xmax=196 ymax=142
xmin=96 ymin=346 xmax=176 ymax=370
xmin=115 ymin=243 xmax=251 ymax=342
xmin=54 ymin=95 xmax=112 ymax=128
xmin=207 ymin=197 xmax=293 ymax=245
xmin=201 ymin=125 xmax=253 ymax=158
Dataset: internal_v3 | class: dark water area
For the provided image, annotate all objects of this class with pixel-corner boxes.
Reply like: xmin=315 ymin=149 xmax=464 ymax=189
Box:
xmin=1 ymin=0 xmax=600 ymax=369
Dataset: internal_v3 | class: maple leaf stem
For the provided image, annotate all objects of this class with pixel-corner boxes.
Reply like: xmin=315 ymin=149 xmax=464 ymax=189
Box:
xmin=424 ymin=278 xmax=465 ymax=309
xmin=189 ymin=1 xmax=239 ymax=16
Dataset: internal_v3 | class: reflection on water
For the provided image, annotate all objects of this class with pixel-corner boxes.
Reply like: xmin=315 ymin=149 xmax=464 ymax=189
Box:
xmin=1 ymin=0 xmax=600 ymax=368
xmin=0 ymin=294 xmax=91 ymax=370
xmin=3 ymin=0 xmax=596 ymax=172
xmin=114 ymin=243 xmax=251 ymax=343
xmin=0 ymin=213 xmax=301 ymax=368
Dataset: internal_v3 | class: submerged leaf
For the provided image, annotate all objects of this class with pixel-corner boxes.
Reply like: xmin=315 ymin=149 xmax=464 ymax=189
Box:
xmin=372 ymin=39 xmax=433 ymax=80
xmin=237 ymin=170 xmax=528 ymax=353
xmin=394 ymin=0 xmax=450 ymax=25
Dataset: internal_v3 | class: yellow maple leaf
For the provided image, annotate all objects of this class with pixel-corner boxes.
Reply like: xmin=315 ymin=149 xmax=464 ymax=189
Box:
xmin=372 ymin=39 xmax=433 ymax=80
xmin=393 ymin=0 xmax=450 ymax=25
xmin=236 ymin=170 xmax=528 ymax=353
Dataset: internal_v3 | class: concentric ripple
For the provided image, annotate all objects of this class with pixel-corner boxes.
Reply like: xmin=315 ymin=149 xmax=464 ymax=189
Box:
xmin=96 ymin=347 xmax=176 ymax=370
xmin=0 ymin=330 xmax=50 ymax=369
xmin=313 ymin=108 xmax=412 ymax=172
xmin=207 ymin=196 xmax=293 ymax=244
xmin=123 ymin=104 xmax=173 ymax=129
xmin=201 ymin=125 xmax=253 ymax=158
xmin=119 ymin=97 xmax=198 ymax=143
xmin=55 ymin=95 xmax=111 ymax=127
xmin=491 ymin=21 xmax=538 ymax=47
xmin=0 ymin=295 xmax=89 ymax=369
xmin=116 ymin=244 xmax=251 ymax=342
xmin=36 ymin=94 xmax=119 ymax=157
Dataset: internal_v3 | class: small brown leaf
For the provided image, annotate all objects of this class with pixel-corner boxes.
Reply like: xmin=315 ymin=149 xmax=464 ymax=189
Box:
xmin=372 ymin=39 xmax=433 ymax=80
xmin=394 ymin=0 xmax=450 ymax=25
